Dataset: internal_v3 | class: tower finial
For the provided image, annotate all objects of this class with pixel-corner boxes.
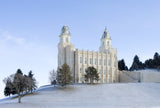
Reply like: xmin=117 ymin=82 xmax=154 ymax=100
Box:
xmin=105 ymin=26 xmax=107 ymax=30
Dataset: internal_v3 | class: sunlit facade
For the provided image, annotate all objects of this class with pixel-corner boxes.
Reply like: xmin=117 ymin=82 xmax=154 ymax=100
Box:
xmin=58 ymin=25 xmax=118 ymax=83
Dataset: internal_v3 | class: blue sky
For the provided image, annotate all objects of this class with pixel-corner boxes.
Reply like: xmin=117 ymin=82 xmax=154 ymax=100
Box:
xmin=0 ymin=0 xmax=160 ymax=99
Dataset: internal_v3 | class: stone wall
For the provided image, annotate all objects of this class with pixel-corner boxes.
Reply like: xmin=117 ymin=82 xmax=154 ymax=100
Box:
xmin=119 ymin=71 xmax=140 ymax=83
xmin=119 ymin=70 xmax=160 ymax=83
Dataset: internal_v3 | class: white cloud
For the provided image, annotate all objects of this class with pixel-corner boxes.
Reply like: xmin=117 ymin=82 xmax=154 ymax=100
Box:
xmin=0 ymin=29 xmax=57 ymax=99
xmin=0 ymin=29 xmax=25 ymax=44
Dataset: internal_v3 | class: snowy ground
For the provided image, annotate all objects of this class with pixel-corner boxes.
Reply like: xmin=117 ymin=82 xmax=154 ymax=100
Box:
xmin=0 ymin=83 xmax=160 ymax=108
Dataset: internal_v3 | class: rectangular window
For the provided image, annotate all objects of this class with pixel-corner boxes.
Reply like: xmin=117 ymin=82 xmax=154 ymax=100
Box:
xmin=66 ymin=57 xmax=68 ymax=64
xmin=80 ymin=68 xmax=82 ymax=73
xmin=72 ymin=57 xmax=74 ymax=64
xmin=90 ymin=58 xmax=92 ymax=64
xmin=72 ymin=68 xmax=74 ymax=74
xmin=59 ymin=57 xmax=61 ymax=66
xmin=114 ymin=61 xmax=116 ymax=67
xmin=99 ymin=59 xmax=101 ymax=65
xmin=85 ymin=68 xmax=87 ymax=73
xmin=85 ymin=57 xmax=87 ymax=64
xmin=99 ymin=69 xmax=101 ymax=74
xmin=80 ymin=57 xmax=82 ymax=63
xmin=104 ymin=78 xmax=106 ymax=82
xmin=114 ymin=70 xmax=116 ymax=76
xmin=104 ymin=59 xmax=106 ymax=65
xmin=104 ymin=69 xmax=106 ymax=75
xmin=108 ymin=78 xmax=110 ymax=83
xmin=107 ymin=41 xmax=109 ymax=46
xmin=95 ymin=58 xmax=97 ymax=65
xmin=108 ymin=59 xmax=111 ymax=66
xmin=108 ymin=69 xmax=110 ymax=75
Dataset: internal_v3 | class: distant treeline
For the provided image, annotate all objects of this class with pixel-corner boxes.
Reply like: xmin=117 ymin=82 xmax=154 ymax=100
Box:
xmin=118 ymin=52 xmax=160 ymax=71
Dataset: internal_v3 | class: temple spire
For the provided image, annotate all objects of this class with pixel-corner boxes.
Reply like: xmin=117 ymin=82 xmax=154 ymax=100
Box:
xmin=105 ymin=26 xmax=107 ymax=30
xmin=60 ymin=25 xmax=71 ymax=36
xmin=101 ymin=27 xmax=111 ymax=40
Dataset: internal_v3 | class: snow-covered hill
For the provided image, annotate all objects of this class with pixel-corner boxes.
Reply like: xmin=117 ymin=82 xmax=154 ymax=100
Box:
xmin=0 ymin=83 xmax=160 ymax=108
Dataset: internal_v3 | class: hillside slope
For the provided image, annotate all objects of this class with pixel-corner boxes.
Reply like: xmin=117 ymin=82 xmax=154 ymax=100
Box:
xmin=0 ymin=83 xmax=160 ymax=108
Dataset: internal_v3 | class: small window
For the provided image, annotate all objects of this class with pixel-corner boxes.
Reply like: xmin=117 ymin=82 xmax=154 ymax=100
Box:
xmin=108 ymin=69 xmax=110 ymax=75
xmin=66 ymin=57 xmax=68 ymax=64
xmin=95 ymin=58 xmax=97 ymax=65
xmin=104 ymin=59 xmax=106 ymax=65
xmin=99 ymin=69 xmax=101 ymax=74
xmin=72 ymin=68 xmax=74 ymax=73
xmin=114 ymin=61 xmax=116 ymax=67
xmin=108 ymin=78 xmax=110 ymax=83
xmin=108 ymin=60 xmax=111 ymax=66
xmin=85 ymin=68 xmax=87 ymax=73
xmin=90 ymin=58 xmax=92 ymax=64
xmin=107 ymin=41 xmax=109 ymax=46
xmin=59 ymin=50 xmax=61 ymax=54
xmin=80 ymin=57 xmax=82 ymax=63
xmin=66 ymin=37 xmax=69 ymax=43
xmin=104 ymin=69 xmax=106 ymax=74
xmin=80 ymin=68 xmax=82 ymax=73
xmin=114 ymin=70 xmax=116 ymax=76
xmin=59 ymin=57 xmax=61 ymax=65
xmin=99 ymin=59 xmax=101 ymax=65
xmin=85 ymin=57 xmax=87 ymax=64
xmin=72 ymin=57 xmax=74 ymax=64
xmin=103 ymin=41 xmax=105 ymax=46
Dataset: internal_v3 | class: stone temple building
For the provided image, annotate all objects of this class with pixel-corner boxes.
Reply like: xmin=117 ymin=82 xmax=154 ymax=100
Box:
xmin=58 ymin=25 xmax=118 ymax=83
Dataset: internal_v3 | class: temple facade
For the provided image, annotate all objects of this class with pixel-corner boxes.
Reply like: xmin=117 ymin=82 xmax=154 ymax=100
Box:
xmin=58 ymin=25 xmax=119 ymax=83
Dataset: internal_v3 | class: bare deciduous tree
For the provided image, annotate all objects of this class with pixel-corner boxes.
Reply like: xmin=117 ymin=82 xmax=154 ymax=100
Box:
xmin=3 ymin=69 xmax=37 ymax=103
xmin=49 ymin=69 xmax=57 ymax=85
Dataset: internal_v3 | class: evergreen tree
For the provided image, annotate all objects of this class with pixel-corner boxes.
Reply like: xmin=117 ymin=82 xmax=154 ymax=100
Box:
xmin=4 ymin=87 xmax=11 ymax=96
xmin=52 ymin=80 xmax=56 ymax=87
xmin=28 ymin=71 xmax=37 ymax=93
xmin=84 ymin=66 xmax=99 ymax=84
xmin=3 ymin=74 xmax=16 ymax=96
xmin=57 ymin=63 xmax=72 ymax=87
xmin=130 ymin=55 xmax=144 ymax=71
xmin=23 ymin=74 xmax=29 ymax=94
xmin=153 ymin=52 xmax=160 ymax=68
xmin=144 ymin=59 xmax=154 ymax=69
xmin=118 ymin=59 xmax=128 ymax=71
